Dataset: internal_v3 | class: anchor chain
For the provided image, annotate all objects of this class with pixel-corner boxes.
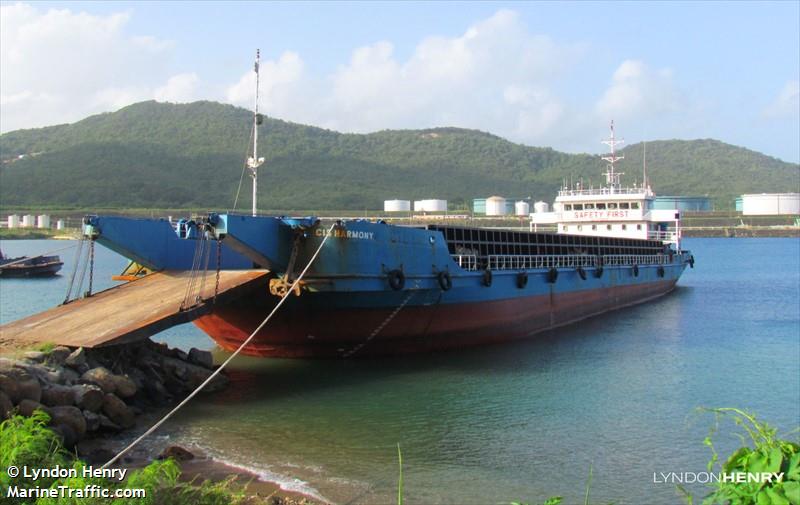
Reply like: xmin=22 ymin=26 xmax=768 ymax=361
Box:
xmin=85 ymin=239 xmax=95 ymax=298
xmin=213 ymin=237 xmax=222 ymax=305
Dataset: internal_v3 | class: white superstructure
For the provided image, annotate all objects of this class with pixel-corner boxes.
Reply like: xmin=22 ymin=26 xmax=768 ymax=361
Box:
xmin=530 ymin=121 xmax=682 ymax=248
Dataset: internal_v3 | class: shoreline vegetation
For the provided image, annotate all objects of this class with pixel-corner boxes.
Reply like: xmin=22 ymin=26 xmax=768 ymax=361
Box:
xmin=1 ymin=210 xmax=798 ymax=239
xmin=0 ymin=342 xmax=321 ymax=504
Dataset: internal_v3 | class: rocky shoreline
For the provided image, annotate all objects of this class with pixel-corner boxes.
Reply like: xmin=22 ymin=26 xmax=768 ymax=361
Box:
xmin=0 ymin=340 xmax=322 ymax=504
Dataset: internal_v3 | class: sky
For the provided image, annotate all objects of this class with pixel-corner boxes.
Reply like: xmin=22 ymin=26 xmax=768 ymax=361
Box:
xmin=1 ymin=1 xmax=799 ymax=163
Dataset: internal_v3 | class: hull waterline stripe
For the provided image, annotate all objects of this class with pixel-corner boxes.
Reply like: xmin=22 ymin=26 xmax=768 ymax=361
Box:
xmin=101 ymin=224 xmax=336 ymax=470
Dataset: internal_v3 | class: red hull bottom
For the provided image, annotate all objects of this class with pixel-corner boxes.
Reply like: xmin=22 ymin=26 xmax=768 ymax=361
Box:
xmin=194 ymin=280 xmax=678 ymax=358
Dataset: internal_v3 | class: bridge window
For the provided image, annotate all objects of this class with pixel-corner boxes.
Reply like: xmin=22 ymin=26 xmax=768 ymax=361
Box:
xmin=573 ymin=204 xmax=583 ymax=210
xmin=622 ymin=224 xmax=627 ymax=230
xmin=585 ymin=203 xmax=595 ymax=209
xmin=631 ymin=202 xmax=640 ymax=209
xmin=562 ymin=225 xmax=568 ymax=231
xmin=637 ymin=224 xmax=642 ymax=230
xmin=620 ymin=202 xmax=630 ymax=209
xmin=608 ymin=202 xmax=618 ymax=209
xmin=606 ymin=224 xmax=612 ymax=230
xmin=596 ymin=203 xmax=606 ymax=209
xmin=577 ymin=225 xmax=583 ymax=231
xmin=564 ymin=204 xmax=572 ymax=210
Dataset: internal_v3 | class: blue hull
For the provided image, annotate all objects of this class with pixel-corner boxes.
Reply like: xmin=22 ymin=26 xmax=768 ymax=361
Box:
xmin=83 ymin=214 xmax=692 ymax=357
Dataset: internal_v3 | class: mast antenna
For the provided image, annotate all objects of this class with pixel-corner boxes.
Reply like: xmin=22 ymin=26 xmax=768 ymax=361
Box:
xmin=643 ymin=141 xmax=649 ymax=192
xmin=600 ymin=120 xmax=624 ymax=191
xmin=247 ymin=49 xmax=265 ymax=216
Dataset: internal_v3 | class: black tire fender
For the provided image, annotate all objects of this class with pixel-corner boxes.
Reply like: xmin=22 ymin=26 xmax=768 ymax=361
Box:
xmin=517 ymin=272 xmax=528 ymax=289
xmin=577 ymin=266 xmax=587 ymax=280
xmin=632 ymin=264 xmax=639 ymax=277
xmin=388 ymin=269 xmax=405 ymax=291
xmin=437 ymin=271 xmax=452 ymax=291
xmin=482 ymin=269 xmax=493 ymax=287
xmin=547 ymin=267 xmax=558 ymax=284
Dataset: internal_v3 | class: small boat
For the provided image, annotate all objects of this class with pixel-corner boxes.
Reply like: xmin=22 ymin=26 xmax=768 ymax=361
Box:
xmin=0 ymin=250 xmax=63 ymax=277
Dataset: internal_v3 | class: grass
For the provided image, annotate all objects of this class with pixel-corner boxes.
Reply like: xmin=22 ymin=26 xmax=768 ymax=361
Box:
xmin=0 ymin=410 xmax=248 ymax=505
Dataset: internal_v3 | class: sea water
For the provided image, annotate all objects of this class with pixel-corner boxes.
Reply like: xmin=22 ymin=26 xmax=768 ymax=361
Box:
xmin=1 ymin=238 xmax=798 ymax=504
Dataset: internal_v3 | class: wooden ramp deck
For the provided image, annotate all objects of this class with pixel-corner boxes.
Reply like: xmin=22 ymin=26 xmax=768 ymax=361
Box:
xmin=0 ymin=270 xmax=269 ymax=349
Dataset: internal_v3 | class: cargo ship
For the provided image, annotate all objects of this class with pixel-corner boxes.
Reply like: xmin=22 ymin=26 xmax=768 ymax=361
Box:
xmin=78 ymin=53 xmax=693 ymax=358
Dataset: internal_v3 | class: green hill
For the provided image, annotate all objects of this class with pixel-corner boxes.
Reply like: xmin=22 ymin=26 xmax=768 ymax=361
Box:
xmin=1 ymin=101 xmax=797 ymax=211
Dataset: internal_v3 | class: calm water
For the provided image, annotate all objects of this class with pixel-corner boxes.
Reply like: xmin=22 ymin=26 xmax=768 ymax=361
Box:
xmin=1 ymin=238 xmax=798 ymax=504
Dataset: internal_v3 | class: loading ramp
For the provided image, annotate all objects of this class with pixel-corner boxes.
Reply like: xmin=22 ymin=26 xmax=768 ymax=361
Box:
xmin=0 ymin=270 xmax=269 ymax=349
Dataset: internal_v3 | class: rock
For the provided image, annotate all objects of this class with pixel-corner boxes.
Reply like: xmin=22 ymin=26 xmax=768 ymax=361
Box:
xmin=0 ymin=368 xmax=42 ymax=404
xmin=51 ymin=423 xmax=78 ymax=448
xmin=143 ymin=379 xmax=171 ymax=404
xmin=23 ymin=363 xmax=64 ymax=385
xmin=40 ymin=384 xmax=76 ymax=407
xmin=188 ymin=348 xmax=214 ymax=369
xmin=73 ymin=384 xmax=104 ymax=412
xmin=111 ymin=374 xmax=137 ymax=398
xmin=82 ymin=447 xmax=115 ymax=465
xmin=158 ymin=445 xmax=195 ymax=461
xmin=81 ymin=367 xmax=116 ymax=394
xmin=23 ymin=351 xmax=47 ymax=363
xmin=64 ymin=347 xmax=87 ymax=368
xmin=102 ymin=393 xmax=135 ymax=429
xmin=17 ymin=399 xmax=51 ymax=418
xmin=48 ymin=346 xmax=73 ymax=365
xmin=82 ymin=410 xmax=101 ymax=432
xmin=161 ymin=356 xmax=227 ymax=392
xmin=0 ymin=391 xmax=13 ymax=419
xmin=50 ymin=405 xmax=87 ymax=440
xmin=59 ymin=366 xmax=81 ymax=385
xmin=98 ymin=413 xmax=121 ymax=432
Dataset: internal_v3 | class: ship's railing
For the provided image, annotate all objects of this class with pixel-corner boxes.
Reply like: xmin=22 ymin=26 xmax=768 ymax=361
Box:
xmin=647 ymin=230 xmax=678 ymax=241
xmin=601 ymin=254 xmax=670 ymax=265
xmin=557 ymin=187 xmax=651 ymax=197
xmin=487 ymin=254 xmax=599 ymax=270
xmin=453 ymin=255 xmax=478 ymax=271
xmin=453 ymin=253 xmax=674 ymax=271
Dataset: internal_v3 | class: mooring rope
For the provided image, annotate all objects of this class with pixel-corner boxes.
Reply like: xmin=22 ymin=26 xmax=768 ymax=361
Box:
xmin=102 ymin=223 xmax=335 ymax=470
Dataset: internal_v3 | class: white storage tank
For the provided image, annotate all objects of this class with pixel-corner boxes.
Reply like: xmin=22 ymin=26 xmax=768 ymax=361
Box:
xmin=22 ymin=214 xmax=35 ymax=228
xmin=533 ymin=201 xmax=549 ymax=213
xmin=384 ymin=199 xmax=411 ymax=212
xmin=7 ymin=215 xmax=20 ymax=229
xmin=414 ymin=199 xmax=447 ymax=212
xmin=741 ymin=193 xmax=800 ymax=215
xmin=515 ymin=201 xmax=530 ymax=216
xmin=37 ymin=214 xmax=51 ymax=229
xmin=485 ymin=196 xmax=507 ymax=216
xmin=56 ymin=219 xmax=66 ymax=230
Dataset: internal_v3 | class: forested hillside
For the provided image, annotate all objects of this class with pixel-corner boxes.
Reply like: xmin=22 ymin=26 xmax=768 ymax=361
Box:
xmin=1 ymin=101 xmax=797 ymax=210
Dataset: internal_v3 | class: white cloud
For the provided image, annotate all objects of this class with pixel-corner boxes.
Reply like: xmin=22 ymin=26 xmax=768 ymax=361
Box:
xmin=594 ymin=60 xmax=683 ymax=120
xmin=763 ymin=80 xmax=800 ymax=119
xmin=221 ymin=10 xmax=581 ymax=145
xmin=0 ymin=2 xmax=174 ymax=132
xmin=154 ymin=73 xmax=200 ymax=103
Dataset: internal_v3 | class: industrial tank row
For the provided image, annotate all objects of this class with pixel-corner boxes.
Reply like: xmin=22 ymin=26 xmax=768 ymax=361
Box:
xmin=4 ymin=214 xmax=67 ymax=230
